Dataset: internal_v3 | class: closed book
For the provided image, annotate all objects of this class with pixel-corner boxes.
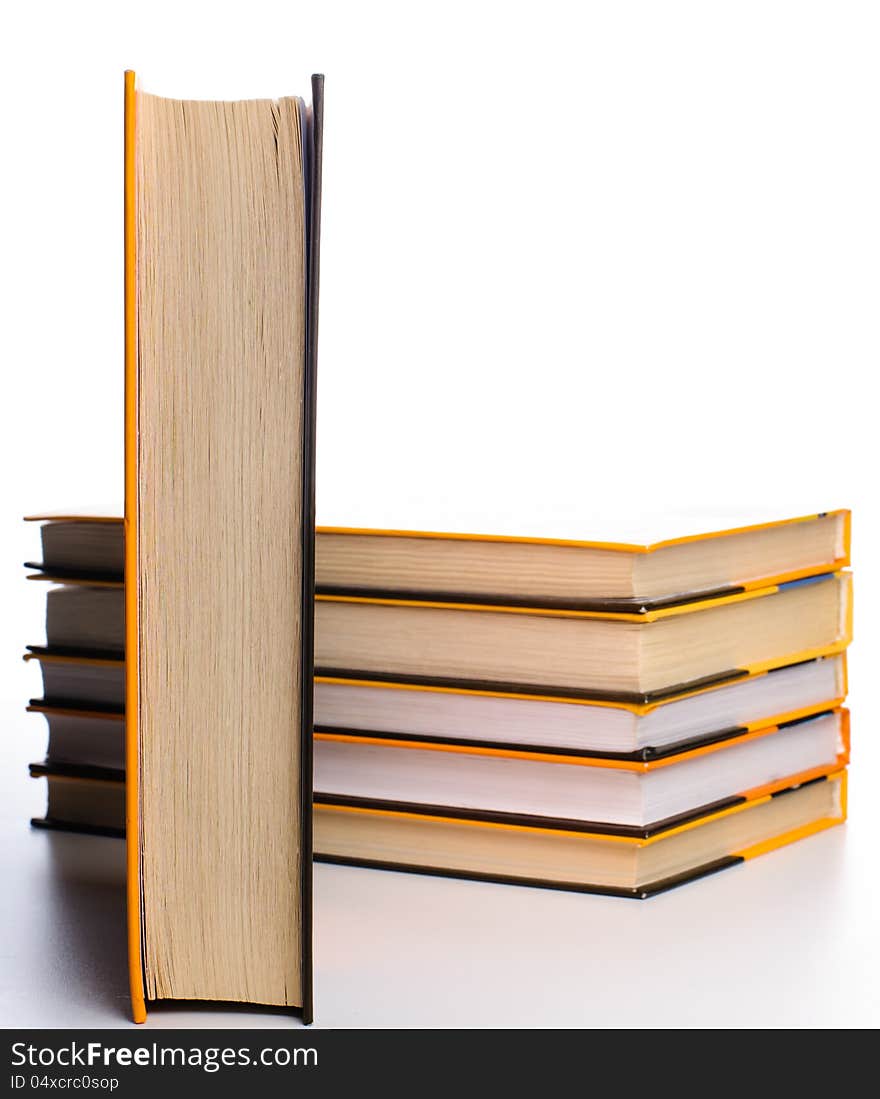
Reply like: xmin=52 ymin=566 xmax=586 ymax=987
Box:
xmin=314 ymin=510 xmax=850 ymax=606
xmin=314 ymin=770 xmax=848 ymax=898
xmin=120 ymin=70 xmax=323 ymax=1023
xmin=315 ymin=572 xmax=852 ymax=700
xmin=314 ymin=709 xmax=850 ymax=832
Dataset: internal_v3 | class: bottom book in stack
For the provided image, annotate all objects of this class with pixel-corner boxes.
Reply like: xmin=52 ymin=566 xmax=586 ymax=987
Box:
xmin=314 ymin=771 xmax=847 ymax=899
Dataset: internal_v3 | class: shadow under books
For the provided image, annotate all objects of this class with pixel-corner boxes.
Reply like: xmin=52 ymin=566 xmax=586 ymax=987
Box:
xmin=38 ymin=827 xmax=130 ymax=1020
xmin=35 ymin=829 xmax=309 ymax=1025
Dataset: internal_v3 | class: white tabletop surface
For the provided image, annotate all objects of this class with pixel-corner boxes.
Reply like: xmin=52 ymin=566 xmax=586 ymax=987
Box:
xmin=1 ymin=695 xmax=877 ymax=1030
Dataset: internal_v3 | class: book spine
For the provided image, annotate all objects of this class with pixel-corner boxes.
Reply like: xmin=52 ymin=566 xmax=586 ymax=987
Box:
xmin=297 ymin=73 xmax=324 ymax=1027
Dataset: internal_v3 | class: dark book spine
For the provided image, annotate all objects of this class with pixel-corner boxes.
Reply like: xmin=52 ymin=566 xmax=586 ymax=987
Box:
xmin=297 ymin=73 xmax=324 ymax=1027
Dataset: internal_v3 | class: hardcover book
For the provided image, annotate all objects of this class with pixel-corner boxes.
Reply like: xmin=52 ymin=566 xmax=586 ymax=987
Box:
xmin=120 ymin=70 xmax=323 ymax=1023
xmin=313 ymin=770 xmax=848 ymax=898
xmin=315 ymin=510 xmax=850 ymax=606
xmin=314 ymin=572 xmax=852 ymax=700
xmin=313 ymin=709 xmax=850 ymax=830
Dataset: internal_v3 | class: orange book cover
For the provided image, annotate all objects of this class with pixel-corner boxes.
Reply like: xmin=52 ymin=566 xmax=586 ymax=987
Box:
xmin=123 ymin=68 xmax=145 ymax=1025
xmin=313 ymin=768 xmax=848 ymax=898
xmin=120 ymin=69 xmax=324 ymax=1025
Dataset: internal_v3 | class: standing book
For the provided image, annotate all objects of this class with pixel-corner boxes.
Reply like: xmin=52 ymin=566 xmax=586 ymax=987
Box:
xmin=123 ymin=70 xmax=322 ymax=1023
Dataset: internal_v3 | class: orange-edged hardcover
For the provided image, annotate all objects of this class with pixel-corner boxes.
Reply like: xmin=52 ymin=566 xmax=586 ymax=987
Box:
xmin=314 ymin=706 xmax=850 ymax=774
xmin=316 ymin=572 xmax=853 ymax=705
xmin=313 ymin=768 xmax=847 ymax=898
xmin=315 ymin=510 xmax=851 ymax=611
xmin=314 ymin=709 xmax=850 ymax=837
xmin=121 ymin=70 xmax=323 ymax=1025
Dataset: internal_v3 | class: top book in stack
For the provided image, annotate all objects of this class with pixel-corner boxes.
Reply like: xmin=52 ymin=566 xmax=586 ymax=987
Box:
xmin=316 ymin=510 xmax=849 ymax=608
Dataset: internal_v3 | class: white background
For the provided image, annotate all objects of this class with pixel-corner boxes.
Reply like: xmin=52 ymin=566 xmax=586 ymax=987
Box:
xmin=1 ymin=1 xmax=878 ymax=1027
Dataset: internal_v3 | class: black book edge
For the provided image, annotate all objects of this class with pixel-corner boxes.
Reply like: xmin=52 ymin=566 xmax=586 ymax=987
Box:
xmin=26 ymin=645 xmax=125 ymax=664
xmin=28 ymin=699 xmax=125 ymax=718
xmin=315 ymin=571 xmax=839 ymax=617
xmin=31 ymin=817 xmax=125 ymax=840
xmin=315 ymin=583 xmax=747 ymax=615
xmin=314 ymin=791 xmax=750 ymax=839
xmin=29 ymin=761 xmax=125 ymax=783
xmin=24 ymin=562 xmax=125 ymax=584
xmin=297 ymin=72 xmax=323 ymax=1028
xmin=314 ymin=853 xmax=743 ymax=900
xmin=315 ymin=769 xmax=835 ymax=839
xmin=312 ymin=722 xmax=748 ymax=761
xmin=315 ymin=665 xmax=751 ymax=705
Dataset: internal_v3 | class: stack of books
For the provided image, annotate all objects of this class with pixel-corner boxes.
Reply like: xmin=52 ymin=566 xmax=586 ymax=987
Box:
xmin=310 ymin=510 xmax=852 ymax=898
xmin=24 ymin=509 xmax=853 ymax=899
